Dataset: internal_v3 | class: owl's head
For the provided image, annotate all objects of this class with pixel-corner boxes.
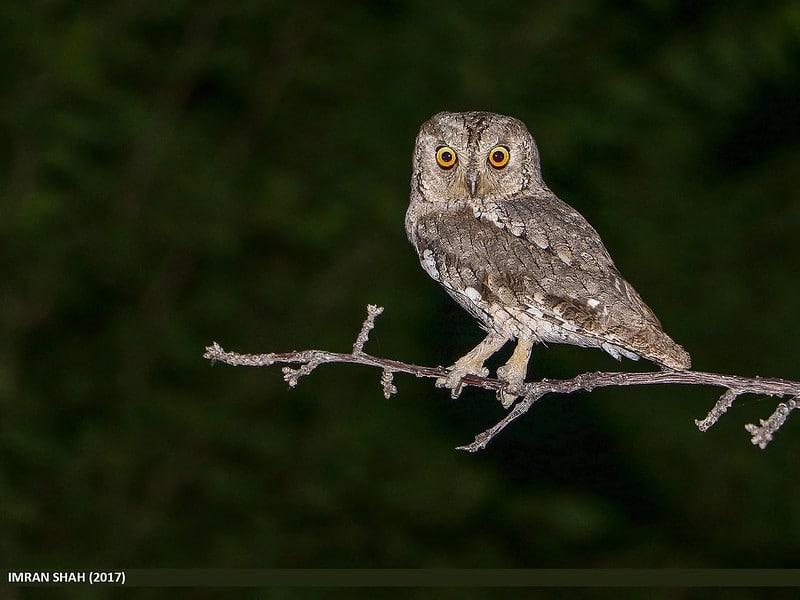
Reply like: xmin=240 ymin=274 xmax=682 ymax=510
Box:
xmin=411 ymin=111 xmax=543 ymax=203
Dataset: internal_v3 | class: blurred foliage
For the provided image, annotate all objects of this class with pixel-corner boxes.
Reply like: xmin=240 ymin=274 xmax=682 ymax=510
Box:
xmin=2 ymin=0 xmax=800 ymax=587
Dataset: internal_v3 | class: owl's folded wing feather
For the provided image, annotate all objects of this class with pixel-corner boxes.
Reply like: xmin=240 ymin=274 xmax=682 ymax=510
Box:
xmin=482 ymin=193 xmax=690 ymax=368
xmin=413 ymin=194 xmax=690 ymax=369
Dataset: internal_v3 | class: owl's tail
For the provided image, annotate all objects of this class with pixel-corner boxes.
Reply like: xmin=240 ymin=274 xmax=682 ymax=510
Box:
xmin=602 ymin=328 xmax=691 ymax=370
xmin=655 ymin=339 xmax=692 ymax=370
xmin=637 ymin=330 xmax=692 ymax=371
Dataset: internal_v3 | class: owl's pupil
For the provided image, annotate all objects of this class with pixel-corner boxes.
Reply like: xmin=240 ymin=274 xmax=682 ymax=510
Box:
xmin=441 ymin=151 xmax=452 ymax=162
xmin=492 ymin=151 xmax=504 ymax=163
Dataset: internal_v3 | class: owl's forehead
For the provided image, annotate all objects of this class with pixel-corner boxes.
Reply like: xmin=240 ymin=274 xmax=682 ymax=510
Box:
xmin=422 ymin=111 xmax=527 ymax=149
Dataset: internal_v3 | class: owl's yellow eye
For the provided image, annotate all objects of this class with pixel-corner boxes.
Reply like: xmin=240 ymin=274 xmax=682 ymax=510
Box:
xmin=435 ymin=146 xmax=457 ymax=169
xmin=488 ymin=146 xmax=510 ymax=168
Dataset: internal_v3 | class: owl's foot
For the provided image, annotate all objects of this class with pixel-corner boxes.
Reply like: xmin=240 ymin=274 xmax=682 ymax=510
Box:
xmin=436 ymin=331 xmax=508 ymax=399
xmin=495 ymin=338 xmax=535 ymax=408
xmin=436 ymin=366 xmax=489 ymax=399
xmin=495 ymin=366 xmax=525 ymax=408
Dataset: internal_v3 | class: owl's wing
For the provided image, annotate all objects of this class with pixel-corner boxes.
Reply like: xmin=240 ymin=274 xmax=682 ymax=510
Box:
xmin=480 ymin=192 xmax=662 ymax=321
xmin=413 ymin=193 xmax=690 ymax=369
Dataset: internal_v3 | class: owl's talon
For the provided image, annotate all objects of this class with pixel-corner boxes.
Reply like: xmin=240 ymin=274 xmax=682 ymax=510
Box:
xmin=496 ymin=379 xmax=524 ymax=408
xmin=496 ymin=361 xmax=528 ymax=408
xmin=497 ymin=385 xmax=523 ymax=408
xmin=436 ymin=366 xmax=488 ymax=399
xmin=435 ymin=375 xmax=465 ymax=399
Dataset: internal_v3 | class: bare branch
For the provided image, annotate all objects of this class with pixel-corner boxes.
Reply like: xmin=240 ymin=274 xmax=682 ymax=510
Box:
xmin=204 ymin=305 xmax=800 ymax=452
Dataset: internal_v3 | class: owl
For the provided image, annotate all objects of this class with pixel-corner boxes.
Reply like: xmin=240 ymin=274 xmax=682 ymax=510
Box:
xmin=406 ymin=111 xmax=691 ymax=405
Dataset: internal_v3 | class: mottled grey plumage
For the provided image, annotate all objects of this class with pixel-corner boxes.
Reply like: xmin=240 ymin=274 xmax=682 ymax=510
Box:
xmin=406 ymin=111 xmax=690 ymax=403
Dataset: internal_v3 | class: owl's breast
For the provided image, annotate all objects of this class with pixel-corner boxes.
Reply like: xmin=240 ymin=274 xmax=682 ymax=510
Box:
xmin=409 ymin=202 xmax=616 ymax=346
xmin=410 ymin=210 xmax=543 ymax=340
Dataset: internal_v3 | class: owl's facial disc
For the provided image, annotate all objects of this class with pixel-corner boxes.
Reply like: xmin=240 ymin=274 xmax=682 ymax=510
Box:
xmin=465 ymin=145 xmax=511 ymax=197
xmin=415 ymin=111 xmax=541 ymax=202
xmin=429 ymin=143 xmax=512 ymax=199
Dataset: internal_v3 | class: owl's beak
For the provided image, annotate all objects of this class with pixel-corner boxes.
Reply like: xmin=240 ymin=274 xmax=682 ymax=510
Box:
xmin=466 ymin=171 xmax=480 ymax=198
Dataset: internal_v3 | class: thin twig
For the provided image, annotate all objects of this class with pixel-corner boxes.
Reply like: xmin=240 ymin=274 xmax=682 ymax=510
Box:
xmin=204 ymin=305 xmax=800 ymax=452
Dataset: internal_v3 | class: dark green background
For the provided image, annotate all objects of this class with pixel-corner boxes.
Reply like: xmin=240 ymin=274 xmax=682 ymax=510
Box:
xmin=3 ymin=0 xmax=800 ymax=583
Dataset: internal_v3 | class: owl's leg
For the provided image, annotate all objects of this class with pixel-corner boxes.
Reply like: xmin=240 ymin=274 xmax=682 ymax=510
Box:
xmin=496 ymin=337 xmax=535 ymax=408
xmin=437 ymin=331 xmax=508 ymax=399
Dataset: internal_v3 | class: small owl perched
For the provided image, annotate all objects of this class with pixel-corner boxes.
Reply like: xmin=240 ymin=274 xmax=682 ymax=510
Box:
xmin=406 ymin=111 xmax=690 ymax=405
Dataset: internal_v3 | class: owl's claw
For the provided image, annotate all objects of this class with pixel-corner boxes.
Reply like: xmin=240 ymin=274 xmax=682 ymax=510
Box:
xmin=436 ymin=366 xmax=489 ymax=399
xmin=436 ymin=331 xmax=508 ymax=399
xmin=495 ymin=338 xmax=535 ymax=408
xmin=496 ymin=364 xmax=525 ymax=408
